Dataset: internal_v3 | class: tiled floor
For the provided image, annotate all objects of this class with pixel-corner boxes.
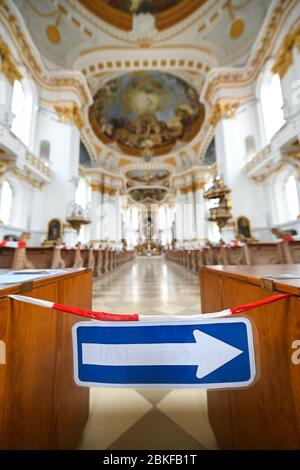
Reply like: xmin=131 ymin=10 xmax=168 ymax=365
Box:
xmin=79 ymin=256 xmax=218 ymax=450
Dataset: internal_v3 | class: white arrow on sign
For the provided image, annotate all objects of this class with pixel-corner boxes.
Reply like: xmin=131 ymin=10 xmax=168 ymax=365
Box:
xmin=82 ymin=330 xmax=243 ymax=379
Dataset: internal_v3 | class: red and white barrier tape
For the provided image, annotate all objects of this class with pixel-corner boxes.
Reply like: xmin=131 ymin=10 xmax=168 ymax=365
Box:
xmin=8 ymin=292 xmax=292 ymax=322
xmin=0 ymin=241 xmax=26 ymax=248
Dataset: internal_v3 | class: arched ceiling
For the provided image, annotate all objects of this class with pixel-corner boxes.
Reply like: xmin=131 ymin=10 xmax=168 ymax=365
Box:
xmin=14 ymin=0 xmax=272 ymax=69
xmin=10 ymin=0 xmax=275 ymax=195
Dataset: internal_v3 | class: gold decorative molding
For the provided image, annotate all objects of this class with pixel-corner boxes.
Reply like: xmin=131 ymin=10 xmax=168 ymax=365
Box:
xmin=90 ymin=183 xmax=103 ymax=193
xmin=164 ymin=157 xmax=177 ymax=166
xmin=26 ymin=152 xmax=52 ymax=178
xmin=0 ymin=2 xmax=91 ymax=104
xmin=194 ymin=180 xmax=206 ymax=191
xmin=0 ymin=38 xmax=22 ymax=85
xmin=13 ymin=168 xmax=45 ymax=189
xmin=0 ymin=159 xmax=11 ymax=176
xmin=208 ymin=100 xmax=240 ymax=127
xmin=90 ymin=182 xmax=118 ymax=196
xmin=119 ymin=158 xmax=132 ymax=167
xmin=177 ymin=180 xmax=206 ymax=194
xmin=252 ymin=163 xmax=283 ymax=184
xmin=272 ymin=24 xmax=300 ymax=78
xmin=192 ymin=142 xmax=201 ymax=154
xmin=229 ymin=18 xmax=245 ymax=40
xmin=245 ymin=144 xmax=271 ymax=174
xmin=54 ymin=103 xmax=85 ymax=130
xmin=46 ymin=24 xmax=61 ymax=45
xmin=203 ymin=0 xmax=295 ymax=104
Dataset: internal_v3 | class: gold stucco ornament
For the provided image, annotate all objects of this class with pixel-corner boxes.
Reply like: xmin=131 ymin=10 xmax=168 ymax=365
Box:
xmin=46 ymin=24 xmax=61 ymax=44
xmin=230 ymin=17 xmax=245 ymax=39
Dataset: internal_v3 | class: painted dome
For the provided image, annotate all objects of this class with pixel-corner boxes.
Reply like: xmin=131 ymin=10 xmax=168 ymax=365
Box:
xmin=89 ymin=71 xmax=204 ymax=157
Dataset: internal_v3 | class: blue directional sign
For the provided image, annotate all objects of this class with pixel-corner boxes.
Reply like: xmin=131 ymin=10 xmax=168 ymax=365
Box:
xmin=72 ymin=318 xmax=256 ymax=389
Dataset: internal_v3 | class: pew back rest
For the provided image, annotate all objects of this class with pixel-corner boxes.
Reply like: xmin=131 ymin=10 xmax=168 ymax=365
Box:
xmin=26 ymin=248 xmax=53 ymax=268
xmin=225 ymin=246 xmax=245 ymax=265
xmin=0 ymin=247 xmax=15 ymax=268
xmin=282 ymin=240 xmax=300 ymax=263
xmin=244 ymin=243 xmax=283 ymax=265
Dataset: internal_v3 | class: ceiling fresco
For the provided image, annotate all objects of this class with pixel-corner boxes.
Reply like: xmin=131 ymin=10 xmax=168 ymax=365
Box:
xmin=102 ymin=0 xmax=183 ymax=15
xmin=129 ymin=188 xmax=168 ymax=202
xmin=79 ymin=0 xmax=204 ymax=32
xmin=126 ymin=169 xmax=170 ymax=185
xmin=89 ymin=71 xmax=204 ymax=157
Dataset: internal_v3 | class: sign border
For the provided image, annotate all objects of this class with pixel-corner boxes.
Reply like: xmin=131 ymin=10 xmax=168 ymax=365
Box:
xmin=72 ymin=317 xmax=256 ymax=389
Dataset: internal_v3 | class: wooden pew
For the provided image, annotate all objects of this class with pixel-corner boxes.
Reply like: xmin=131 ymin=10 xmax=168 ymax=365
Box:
xmin=200 ymin=264 xmax=300 ymax=449
xmin=210 ymin=246 xmax=221 ymax=264
xmin=0 ymin=247 xmax=16 ymax=269
xmin=51 ymin=246 xmax=66 ymax=268
xmin=0 ymin=268 xmax=91 ymax=449
xmin=243 ymin=242 xmax=283 ymax=265
xmin=26 ymin=247 xmax=55 ymax=268
xmin=219 ymin=245 xmax=245 ymax=265
xmin=94 ymin=249 xmax=103 ymax=277
xmin=0 ymin=243 xmax=135 ymax=282
xmin=281 ymin=240 xmax=300 ymax=263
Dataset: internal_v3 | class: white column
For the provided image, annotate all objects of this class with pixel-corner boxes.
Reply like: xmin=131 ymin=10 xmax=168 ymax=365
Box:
xmin=175 ymin=191 xmax=184 ymax=242
xmin=186 ymin=188 xmax=195 ymax=240
xmin=115 ymin=191 xmax=122 ymax=242
xmin=101 ymin=192 xmax=109 ymax=243
xmin=194 ymin=182 xmax=207 ymax=241
xmin=90 ymin=189 xmax=101 ymax=241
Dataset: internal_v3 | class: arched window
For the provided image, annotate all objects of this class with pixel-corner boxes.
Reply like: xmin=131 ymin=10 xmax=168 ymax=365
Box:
xmin=0 ymin=181 xmax=13 ymax=225
xmin=75 ymin=178 xmax=91 ymax=209
xmin=245 ymin=135 xmax=256 ymax=161
xmin=284 ymin=173 xmax=299 ymax=221
xmin=11 ymin=79 xmax=33 ymax=146
xmin=39 ymin=140 xmax=50 ymax=162
xmin=131 ymin=207 xmax=139 ymax=231
xmin=159 ymin=205 xmax=166 ymax=231
xmin=260 ymin=72 xmax=285 ymax=142
xmin=0 ymin=77 xmax=6 ymax=105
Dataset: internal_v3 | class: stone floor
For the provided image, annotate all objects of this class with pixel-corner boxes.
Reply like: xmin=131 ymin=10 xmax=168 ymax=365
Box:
xmin=79 ymin=256 xmax=218 ymax=450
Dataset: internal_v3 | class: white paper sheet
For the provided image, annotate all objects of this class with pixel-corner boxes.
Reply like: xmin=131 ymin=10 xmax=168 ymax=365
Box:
xmin=0 ymin=269 xmax=66 ymax=285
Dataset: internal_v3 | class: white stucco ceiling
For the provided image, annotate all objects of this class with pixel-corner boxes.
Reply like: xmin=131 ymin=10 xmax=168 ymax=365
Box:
xmin=14 ymin=0 xmax=273 ymax=69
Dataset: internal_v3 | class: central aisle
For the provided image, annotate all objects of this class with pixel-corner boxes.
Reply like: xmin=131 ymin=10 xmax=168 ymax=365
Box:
xmin=79 ymin=257 xmax=218 ymax=450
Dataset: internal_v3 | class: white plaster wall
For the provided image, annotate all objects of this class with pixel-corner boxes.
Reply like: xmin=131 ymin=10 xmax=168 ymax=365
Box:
xmin=31 ymin=108 xmax=80 ymax=232
xmin=0 ymin=73 xmax=13 ymax=127
xmin=215 ymin=107 xmax=269 ymax=233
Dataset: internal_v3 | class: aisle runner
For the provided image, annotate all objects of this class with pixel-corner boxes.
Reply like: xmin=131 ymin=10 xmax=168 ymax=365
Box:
xmin=8 ymin=293 xmax=292 ymax=389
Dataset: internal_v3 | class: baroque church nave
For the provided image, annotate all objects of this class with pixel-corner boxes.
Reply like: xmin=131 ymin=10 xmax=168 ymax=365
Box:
xmin=1 ymin=0 xmax=300 ymax=454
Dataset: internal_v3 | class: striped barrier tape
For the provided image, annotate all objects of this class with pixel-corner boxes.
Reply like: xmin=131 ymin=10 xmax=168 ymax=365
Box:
xmin=8 ymin=292 xmax=292 ymax=322
xmin=0 ymin=241 xmax=26 ymax=248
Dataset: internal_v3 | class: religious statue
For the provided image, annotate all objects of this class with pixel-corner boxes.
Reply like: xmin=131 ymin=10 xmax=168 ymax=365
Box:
xmin=42 ymin=219 xmax=63 ymax=247
xmin=236 ymin=216 xmax=256 ymax=242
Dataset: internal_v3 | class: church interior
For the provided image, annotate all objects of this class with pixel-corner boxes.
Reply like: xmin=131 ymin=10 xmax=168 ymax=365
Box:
xmin=1 ymin=0 xmax=300 ymax=452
